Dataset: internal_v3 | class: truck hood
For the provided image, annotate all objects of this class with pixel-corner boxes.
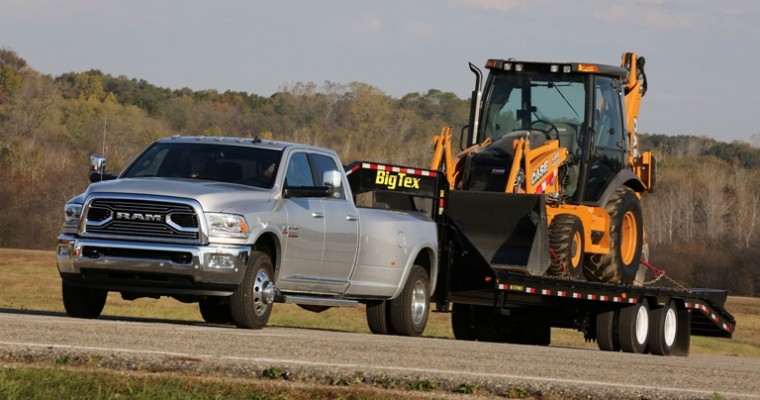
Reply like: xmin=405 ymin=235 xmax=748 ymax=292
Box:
xmin=84 ymin=178 xmax=272 ymax=212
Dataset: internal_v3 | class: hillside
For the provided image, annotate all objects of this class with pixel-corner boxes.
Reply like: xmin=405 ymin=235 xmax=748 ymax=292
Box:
xmin=1 ymin=48 xmax=758 ymax=296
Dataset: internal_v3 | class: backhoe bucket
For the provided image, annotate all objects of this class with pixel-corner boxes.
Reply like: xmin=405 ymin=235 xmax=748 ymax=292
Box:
xmin=447 ymin=191 xmax=550 ymax=276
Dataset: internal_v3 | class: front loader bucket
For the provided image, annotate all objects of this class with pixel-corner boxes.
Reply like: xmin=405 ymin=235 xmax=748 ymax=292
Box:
xmin=447 ymin=191 xmax=550 ymax=276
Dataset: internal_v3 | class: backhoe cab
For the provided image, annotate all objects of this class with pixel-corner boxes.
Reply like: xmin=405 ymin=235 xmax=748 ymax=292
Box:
xmin=433 ymin=52 xmax=655 ymax=285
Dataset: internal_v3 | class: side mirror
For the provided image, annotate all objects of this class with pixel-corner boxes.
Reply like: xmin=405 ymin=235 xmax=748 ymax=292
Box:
xmin=88 ymin=154 xmax=117 ymax=182
xmin=322 ymin=170 xmax=343 ymax=198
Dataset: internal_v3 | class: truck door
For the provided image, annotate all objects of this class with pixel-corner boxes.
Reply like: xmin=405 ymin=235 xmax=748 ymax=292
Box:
xmin=279 ymin=152 xmax=328 ymax=293
xmin=311 ymin=153 xmax=359 ymax=293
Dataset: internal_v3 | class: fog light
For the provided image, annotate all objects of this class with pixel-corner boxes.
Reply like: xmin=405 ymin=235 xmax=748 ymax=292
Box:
xmin=57 ymin=244 xmax=71 ymax=257
xmin=209 ymin=254 xmax=236 ymax=269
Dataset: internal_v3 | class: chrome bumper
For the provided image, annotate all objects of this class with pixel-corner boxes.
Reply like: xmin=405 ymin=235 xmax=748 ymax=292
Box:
xmin=56 ymin=235 xmax=250 ymax=288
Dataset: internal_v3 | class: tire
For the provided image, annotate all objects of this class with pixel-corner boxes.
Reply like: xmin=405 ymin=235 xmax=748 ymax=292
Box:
xmin=388 ymin=265 xmax=430 ymax=336
xmin=595 ymin=310 xmax=620 ymax=352
xmin=584 ymin=186 xmax=643 ymax=284
xmin=366 ymin=300 xmax=390 ymax=334
xmin=619 ymin=301 xmax=649 ymax=353
xmin=547 ymin=214 xmax=585 ymax=279
xmin=648 ymin=302 xmax=678 ymax=356
xmin=230 ymin=251 xmax=274 ymax=329
xmin=451 ymin=303 xmax=477 ymax=341
xmin=62 ymin=282 xmax=107 ymax=319
xmin=199 ymin=297 xmax=232 ymax=324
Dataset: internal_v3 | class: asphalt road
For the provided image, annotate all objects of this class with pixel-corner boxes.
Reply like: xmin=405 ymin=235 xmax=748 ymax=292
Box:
xmin=1 ymin=309 xmax=758 ymax=399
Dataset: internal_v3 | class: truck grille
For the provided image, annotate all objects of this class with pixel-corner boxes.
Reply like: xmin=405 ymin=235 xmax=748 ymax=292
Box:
xmin=84 ymin=198 xmax=200 ymax=241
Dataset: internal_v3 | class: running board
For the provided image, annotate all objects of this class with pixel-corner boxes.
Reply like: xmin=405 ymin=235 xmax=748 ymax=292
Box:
xmin=274 ymin=293 xmax=359 ymax=308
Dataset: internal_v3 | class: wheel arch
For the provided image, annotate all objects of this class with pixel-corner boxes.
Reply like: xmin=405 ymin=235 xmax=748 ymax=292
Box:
xmin=597 ymin=170 xmax=645 ymax=207
xmin=253 ymin=231 xmax=281 ymax=274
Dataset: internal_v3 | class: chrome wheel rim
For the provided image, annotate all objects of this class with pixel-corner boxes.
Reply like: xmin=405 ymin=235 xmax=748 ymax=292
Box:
xmin=411 ymin=280 xmax=428 ymax=326
xmin=252 ymin=268 xmax=271 ymax=317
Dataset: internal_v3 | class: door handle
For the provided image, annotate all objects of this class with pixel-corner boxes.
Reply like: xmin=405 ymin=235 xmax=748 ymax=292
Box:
xmin=311 ymin=212 xmax=324 ymax=219
xmin=346 ymin=215 xmax=358 ymax=221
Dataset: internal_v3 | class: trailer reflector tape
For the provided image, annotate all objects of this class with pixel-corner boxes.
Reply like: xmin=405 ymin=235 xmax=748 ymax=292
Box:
xmin=526 ymin=287 xmax=536 ymax=294
xmin=587 ymin=294 xmax=597 ymax=300
xmin=557 ymin=291 xmax=567 ymax=297
xmin=572 ymin=292 xmax=582 ymax=299
xmin=541 ymin=289 xmax=551 ymax=295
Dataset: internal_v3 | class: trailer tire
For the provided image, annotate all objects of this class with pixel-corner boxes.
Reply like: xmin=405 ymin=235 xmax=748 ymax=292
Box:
xmin=230 ymin=251 xmax=274 ymax=329
xmin=199 ymin=297 xmax=232 ymax=324
xmin=619 ymin=300 xmax=649 ymax=353
xmin=648 ymin=301 xmax=678 ymax=356
xmin=388 ymin=265 xmax=430 ymax=336
xmin=584 ymin=186 xmax=643 ymax=284
xmin=547 ymin=214 xmax=585 ymax=278
xmin=366 ymin=300 xmax=390 ymax=334
xmin=62 ymin=283 xmax=107 ymax=319
xmin=596 ymin=310 xmax=620 ymax=351
xmin=451 ymin=303 xmax=477 ymax=340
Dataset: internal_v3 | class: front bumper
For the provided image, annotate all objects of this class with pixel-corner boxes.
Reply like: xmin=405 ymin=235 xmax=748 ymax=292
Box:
xmin=56 ymin=234 xmax=250 ymax=296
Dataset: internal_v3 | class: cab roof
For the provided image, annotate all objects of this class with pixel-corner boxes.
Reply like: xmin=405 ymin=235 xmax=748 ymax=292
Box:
xmin=486 ymin=59 xmax=627 ymax=78
xmin=157 ymin=135 xmax=335 ymax=155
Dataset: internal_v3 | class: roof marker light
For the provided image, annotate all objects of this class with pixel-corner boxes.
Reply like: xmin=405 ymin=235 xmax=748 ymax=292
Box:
xmin=550 ymin=65 xmax=559 ymax=73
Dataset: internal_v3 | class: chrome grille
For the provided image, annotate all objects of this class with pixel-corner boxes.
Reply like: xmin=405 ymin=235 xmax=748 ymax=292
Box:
xmin=84 ymin=198 xmax=199 ymax=241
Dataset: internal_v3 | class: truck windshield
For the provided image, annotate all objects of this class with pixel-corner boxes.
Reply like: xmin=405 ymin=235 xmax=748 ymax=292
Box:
xmin=481 ymin=72 xmax=586 ymax=144
xmin=122 ymin=142 xmax=282 ymax=189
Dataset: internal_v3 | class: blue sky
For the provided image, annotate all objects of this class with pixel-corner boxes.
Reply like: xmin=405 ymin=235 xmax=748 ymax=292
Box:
xmin=1 ymin=0 xmax=758 ymax=142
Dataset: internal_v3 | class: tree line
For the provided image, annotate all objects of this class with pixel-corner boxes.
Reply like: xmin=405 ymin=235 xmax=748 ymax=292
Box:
xmin=1 ymin=48 xmax=758 ymax=296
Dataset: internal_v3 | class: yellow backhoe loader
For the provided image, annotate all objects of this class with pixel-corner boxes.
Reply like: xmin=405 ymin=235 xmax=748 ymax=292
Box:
xmin=432 ymin=52 xmax=655 ymax=285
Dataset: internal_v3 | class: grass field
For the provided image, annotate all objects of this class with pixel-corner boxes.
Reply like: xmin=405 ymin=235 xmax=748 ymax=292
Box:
xmin=1 ymin=248 xmax=758 ymax=357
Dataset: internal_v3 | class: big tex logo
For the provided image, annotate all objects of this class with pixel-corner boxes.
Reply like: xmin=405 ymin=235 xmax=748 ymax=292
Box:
xmin=375 ymin=170 xmax=421 ymax=190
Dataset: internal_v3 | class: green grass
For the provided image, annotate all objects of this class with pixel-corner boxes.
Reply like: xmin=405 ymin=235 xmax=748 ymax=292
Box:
xmin=1 ymin=248 xmax=758 ymax=356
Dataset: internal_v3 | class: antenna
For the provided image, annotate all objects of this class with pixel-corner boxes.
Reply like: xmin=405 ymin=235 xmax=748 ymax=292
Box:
xmin=102 ymin=114 xmax=107 ymax=160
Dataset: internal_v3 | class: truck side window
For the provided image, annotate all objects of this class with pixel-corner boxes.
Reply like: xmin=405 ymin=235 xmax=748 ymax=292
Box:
xmin=285 ymin=152 xmax=314 ymax=187
xmin=312 ymin=154 xmax=346 ymax=200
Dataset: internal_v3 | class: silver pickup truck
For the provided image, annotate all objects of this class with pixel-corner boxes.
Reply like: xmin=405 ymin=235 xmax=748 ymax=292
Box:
xmin=56 ymin=136 xmax=438 ymax=335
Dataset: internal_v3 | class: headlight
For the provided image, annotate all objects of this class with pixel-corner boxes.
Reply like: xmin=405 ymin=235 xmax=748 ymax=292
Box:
xmin=207 ymin=213 xmax=250 ymax=239
xmin=64 ymin=203 xmax=83 ymax=226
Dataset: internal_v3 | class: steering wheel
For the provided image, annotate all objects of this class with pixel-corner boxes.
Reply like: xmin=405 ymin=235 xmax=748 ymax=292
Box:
xmin=530 ymin=119 xmax=560 ymax=140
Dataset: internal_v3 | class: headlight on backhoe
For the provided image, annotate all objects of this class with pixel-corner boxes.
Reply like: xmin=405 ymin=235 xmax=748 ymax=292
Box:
xmin=206 ymin=213 xmax=250 ymax=239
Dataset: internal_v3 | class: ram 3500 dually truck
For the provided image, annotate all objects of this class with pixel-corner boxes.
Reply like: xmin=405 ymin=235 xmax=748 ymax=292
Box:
xmin=57 ymin=136 xmax=438 ymax=335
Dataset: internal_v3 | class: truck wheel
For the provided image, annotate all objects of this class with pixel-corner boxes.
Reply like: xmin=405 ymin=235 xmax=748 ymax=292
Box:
xmin=595 ymin=310 xmax=620 ymax=351
xmin=547 ymin=214 xmax=584 ymax=279
xmin=619 ymin=300 xmax=649 ymax=353
xmin=584 ymin=186 xmax=643 ymax=284
xmin=62 ymin=283 xmax=107 ymax=319
xmin=451 ymin=303 xmax=477 ymax=340
xmin=648 ymin=301 xmax=678 ymax=356
xmin=366 ymin=300 xmax=390 ymax=334
xmin=388 ymin=265 xmax=430 ymax=336
xmin=199 ymin=297 xmax=232 ymax=324
xmin=230 ymin=251 xmax=274 ymax=329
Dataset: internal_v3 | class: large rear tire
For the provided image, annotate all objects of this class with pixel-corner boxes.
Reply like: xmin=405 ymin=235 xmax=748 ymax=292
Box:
xmin=584 ymin=186 xmax=643 ymax=284
xmin=230 ymin=251 xmax=274 ymax=329
xmin=648 ymin=301 xmax=678 ymax=356
xmin=388 ymin=265 xmax=430 ymax=336
xmin=547 ymin=214 xmax=585 ymax=279
xmin=619 ymin=301 xmax=649 ymax=353
xmin=366 ymin=300 xmax=390 ymax=334
xmin=596 ymin=310 xmax=620 ymax=352
xmin=62 ymin=283 xmax=107 ymax=319
xmin=451 ymin=303 xmax=477 ymax=340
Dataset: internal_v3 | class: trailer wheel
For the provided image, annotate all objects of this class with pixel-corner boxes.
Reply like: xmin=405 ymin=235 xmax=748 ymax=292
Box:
xmin=547 ymin=214 xmax=585 ymax=278
xmin=596 ymin=310 xmax=620 ymax=352
xmin=451 ymin=303 xmax=477 ymax=340
xmin=62 ymin=283 xmax=107 ymax=319
xmin=230 ymin=251 xmax=274 ymax=329
xmin=388 ymin=265 xmax=430 ymax=336
xmin=619 ymin=300 xmax=649 ymax=353
xmin=648 ymin=302 xmax=678 ymax=356
xmin=199 ymin=297 xmax=232 ymax=324
xmin=584 ymin=186 xmax=643 ymax=284
xmin=366 ymin=300 xmax=390 ymax=334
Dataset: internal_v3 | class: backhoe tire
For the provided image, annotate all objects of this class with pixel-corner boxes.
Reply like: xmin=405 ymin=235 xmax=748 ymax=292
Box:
xmin=584 ymin=186 xmax=643 ymax=284
xmin=366 ymin=300 xmax=390 ymax=335
xmin=62 ymin=283 xmax=107 ymax=319
xmin=230 ymin=251 xmax=274 ymax=329
xmin=388 ymin=265 xmax=430 ymax=336
xmin=547 ymin=214 xmax=585 ymax=279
